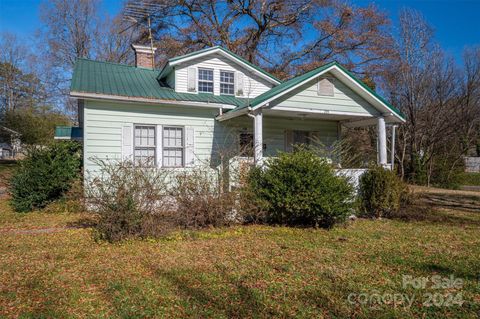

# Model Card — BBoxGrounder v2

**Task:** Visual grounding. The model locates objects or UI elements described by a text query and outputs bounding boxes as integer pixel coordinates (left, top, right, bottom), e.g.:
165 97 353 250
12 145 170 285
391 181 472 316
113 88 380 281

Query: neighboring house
63 44 405 185
464 157 480 173
0 143 13 159
0 126 21 159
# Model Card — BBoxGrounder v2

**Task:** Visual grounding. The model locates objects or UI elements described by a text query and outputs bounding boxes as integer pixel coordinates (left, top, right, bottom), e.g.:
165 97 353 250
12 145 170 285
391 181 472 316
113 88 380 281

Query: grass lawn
460 172 480 186
0 188 479 318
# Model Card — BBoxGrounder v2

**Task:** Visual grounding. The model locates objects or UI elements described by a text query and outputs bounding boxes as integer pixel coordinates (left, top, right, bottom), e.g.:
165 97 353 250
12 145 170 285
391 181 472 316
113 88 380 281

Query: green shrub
9 141 82 212
358 166 408 218
247 149 355 228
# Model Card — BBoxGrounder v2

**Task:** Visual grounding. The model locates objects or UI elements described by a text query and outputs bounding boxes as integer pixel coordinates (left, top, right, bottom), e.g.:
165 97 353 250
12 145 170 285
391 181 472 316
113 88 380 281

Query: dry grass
0 187 479 318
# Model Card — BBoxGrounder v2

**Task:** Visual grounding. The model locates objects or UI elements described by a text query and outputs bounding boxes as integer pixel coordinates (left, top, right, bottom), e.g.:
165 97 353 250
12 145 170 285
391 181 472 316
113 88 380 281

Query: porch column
253 109 263 165
377 116 387 167
391 125 396 170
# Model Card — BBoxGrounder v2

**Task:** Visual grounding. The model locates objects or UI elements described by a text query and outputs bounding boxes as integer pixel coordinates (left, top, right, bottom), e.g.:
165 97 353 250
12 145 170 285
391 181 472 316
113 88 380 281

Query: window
239 132 253 156
163 126 184 167
198 68 213 93
220 71 235 95
293 130 310 146
134 125 156 165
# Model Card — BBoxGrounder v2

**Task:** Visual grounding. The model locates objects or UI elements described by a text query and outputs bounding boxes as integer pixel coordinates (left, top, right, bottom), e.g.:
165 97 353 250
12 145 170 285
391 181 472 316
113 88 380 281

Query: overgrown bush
9 141 82 212
87 160 248 242
170 167 239 228
86 159 171 242
358 166 409 218
247 149 355 228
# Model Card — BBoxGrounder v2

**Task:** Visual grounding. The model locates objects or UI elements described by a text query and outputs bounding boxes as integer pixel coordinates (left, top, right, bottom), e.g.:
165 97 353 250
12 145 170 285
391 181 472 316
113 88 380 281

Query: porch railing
228 156 368 191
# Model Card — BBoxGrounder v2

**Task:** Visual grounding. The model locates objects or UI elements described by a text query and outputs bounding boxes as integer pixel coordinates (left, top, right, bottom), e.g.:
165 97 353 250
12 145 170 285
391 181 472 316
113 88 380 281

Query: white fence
334 169 368 190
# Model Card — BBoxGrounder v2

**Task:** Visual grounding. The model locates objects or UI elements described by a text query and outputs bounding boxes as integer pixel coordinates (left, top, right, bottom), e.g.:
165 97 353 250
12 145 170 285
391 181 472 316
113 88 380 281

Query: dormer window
220 70 235 95
198 68 214 93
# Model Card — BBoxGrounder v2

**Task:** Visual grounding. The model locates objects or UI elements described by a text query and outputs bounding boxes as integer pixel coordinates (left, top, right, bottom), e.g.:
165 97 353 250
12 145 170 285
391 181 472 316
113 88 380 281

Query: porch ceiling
262 108 372 122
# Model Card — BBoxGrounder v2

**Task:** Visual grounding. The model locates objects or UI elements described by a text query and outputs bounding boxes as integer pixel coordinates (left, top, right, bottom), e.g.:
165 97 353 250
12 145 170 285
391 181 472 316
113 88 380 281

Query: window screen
220 71 235 95
134 125 156 165
163 126 184 167
198 68 214 93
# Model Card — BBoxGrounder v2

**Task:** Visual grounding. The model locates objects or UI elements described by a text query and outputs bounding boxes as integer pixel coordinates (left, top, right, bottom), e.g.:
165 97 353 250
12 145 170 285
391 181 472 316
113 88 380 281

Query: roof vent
131 44 157 69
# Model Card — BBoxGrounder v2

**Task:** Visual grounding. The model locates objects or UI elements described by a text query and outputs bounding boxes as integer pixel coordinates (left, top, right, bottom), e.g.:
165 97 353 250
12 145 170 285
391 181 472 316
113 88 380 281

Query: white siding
173 53 274 98
272 72 380 116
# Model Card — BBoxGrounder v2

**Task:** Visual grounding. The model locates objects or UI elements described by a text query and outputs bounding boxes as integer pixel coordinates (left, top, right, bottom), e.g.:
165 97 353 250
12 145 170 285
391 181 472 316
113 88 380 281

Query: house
0 126 21 159
65 44 405 185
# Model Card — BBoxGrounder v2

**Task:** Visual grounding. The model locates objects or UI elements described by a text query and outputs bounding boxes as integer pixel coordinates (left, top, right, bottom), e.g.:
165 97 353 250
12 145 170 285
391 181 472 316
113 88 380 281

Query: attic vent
317 77 334 96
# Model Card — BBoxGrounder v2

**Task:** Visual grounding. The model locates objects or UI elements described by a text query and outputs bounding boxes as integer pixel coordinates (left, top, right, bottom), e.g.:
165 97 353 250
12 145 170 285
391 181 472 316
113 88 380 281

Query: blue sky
1 0 479 64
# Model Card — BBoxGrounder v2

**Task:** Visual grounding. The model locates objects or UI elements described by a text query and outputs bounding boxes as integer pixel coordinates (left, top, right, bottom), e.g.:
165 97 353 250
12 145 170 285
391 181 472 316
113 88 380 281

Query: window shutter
317 77 334 96
122 124 133 161
284 130 293 152
156 125 163 167
185 127 195 167
235 72 244 96
187 67 196 92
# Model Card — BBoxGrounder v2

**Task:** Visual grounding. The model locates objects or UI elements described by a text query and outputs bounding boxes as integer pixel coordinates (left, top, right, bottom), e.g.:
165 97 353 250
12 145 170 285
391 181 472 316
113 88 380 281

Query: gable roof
70 58 247 108
157 46 282 85
229 61 405 122
0 126 21 136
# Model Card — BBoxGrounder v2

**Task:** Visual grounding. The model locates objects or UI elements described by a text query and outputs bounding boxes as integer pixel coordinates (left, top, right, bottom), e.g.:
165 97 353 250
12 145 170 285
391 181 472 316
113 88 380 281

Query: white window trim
219 69 235 96
198 67 214 94
162 125 185 168
133 124 157 166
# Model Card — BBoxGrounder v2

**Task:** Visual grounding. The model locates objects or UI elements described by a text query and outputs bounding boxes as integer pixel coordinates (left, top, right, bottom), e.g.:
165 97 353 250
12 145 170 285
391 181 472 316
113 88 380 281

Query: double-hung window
198 68 214 93
134 125 156 165
220 71 235 95
163 126 184 167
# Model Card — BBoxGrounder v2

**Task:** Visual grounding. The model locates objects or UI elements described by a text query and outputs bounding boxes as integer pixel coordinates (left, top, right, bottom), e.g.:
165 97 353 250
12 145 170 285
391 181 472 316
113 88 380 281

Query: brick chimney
131 44 157 69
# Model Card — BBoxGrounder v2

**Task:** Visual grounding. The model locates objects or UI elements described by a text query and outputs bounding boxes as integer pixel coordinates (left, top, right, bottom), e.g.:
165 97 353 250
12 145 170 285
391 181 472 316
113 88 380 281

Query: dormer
157 46 281 99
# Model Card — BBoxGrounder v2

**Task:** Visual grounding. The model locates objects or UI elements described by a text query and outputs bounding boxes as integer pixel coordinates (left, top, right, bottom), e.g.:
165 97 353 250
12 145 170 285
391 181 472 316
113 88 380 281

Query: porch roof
225 61 405 123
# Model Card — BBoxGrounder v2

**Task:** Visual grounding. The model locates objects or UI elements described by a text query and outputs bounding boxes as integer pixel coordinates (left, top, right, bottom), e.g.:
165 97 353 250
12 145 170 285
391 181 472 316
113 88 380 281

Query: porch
219 109 399 169
216 62 404 173
222 110 398 190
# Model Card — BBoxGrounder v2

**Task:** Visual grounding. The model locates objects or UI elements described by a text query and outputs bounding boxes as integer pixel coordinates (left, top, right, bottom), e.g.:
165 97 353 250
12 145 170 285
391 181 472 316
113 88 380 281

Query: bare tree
128 0 394 79
37 0 138 116
381 9 480 186
0 33 45 112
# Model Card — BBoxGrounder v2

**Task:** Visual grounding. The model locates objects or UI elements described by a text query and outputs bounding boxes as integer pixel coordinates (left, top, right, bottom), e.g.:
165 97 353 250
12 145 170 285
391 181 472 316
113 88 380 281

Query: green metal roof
165 46 282 83
70 58 248 107
229 61 405 121
71 54 404 121
54 126 83 140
